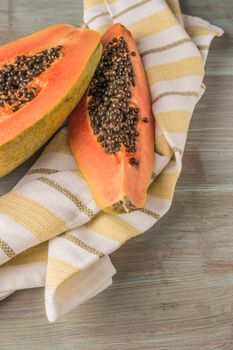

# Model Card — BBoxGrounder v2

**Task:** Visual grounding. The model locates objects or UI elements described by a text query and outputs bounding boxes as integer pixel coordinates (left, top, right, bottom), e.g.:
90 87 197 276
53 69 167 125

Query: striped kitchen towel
0 0 223 322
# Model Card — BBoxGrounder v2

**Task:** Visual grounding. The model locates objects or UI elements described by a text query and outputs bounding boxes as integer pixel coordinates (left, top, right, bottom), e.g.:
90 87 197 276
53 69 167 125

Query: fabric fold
45 255 116 322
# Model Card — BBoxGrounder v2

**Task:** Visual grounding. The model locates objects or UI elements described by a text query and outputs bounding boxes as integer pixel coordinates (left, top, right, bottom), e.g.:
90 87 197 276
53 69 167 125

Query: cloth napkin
0 0 223 322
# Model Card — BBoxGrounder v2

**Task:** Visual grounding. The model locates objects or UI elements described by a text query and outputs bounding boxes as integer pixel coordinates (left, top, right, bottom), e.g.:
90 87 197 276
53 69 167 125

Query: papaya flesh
69 24 155 213
0 24 102 177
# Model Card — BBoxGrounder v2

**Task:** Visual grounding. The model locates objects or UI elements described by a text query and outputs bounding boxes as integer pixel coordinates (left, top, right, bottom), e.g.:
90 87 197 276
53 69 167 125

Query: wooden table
0 1 232 349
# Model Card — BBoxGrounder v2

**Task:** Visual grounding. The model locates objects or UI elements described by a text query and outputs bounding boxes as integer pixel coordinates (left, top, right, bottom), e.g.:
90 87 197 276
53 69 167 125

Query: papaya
0 24 102 177
69 24 155 213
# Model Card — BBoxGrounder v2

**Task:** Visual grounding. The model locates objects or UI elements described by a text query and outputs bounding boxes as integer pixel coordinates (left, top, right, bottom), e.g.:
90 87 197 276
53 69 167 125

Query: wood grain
0 0 232 349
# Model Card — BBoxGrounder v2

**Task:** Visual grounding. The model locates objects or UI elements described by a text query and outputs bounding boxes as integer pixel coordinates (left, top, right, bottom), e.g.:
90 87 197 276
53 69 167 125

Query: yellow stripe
166 0 181 15
44 143 72 155
155 110 192 133
141 38 192 57
86 212 140 244
0 239 16 259
38 177 96 219
186 26 219 38
128 9 178 40
95 24 111 34
147 56 204 85
63 233 104 258
0 192 69 241
84 0 104 10
112 0 151 19
44 130 72 155
149 172 180 200
2 242 48 267
46 257 80 290
155 134 173 158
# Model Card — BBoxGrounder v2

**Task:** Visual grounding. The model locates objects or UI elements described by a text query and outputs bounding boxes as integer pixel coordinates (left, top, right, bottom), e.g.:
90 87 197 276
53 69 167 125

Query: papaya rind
0 42 103 177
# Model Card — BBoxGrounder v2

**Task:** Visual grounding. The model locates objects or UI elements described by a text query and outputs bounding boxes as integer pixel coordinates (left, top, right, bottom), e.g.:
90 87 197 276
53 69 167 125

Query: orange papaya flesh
0 24 102 177
69 24 155 213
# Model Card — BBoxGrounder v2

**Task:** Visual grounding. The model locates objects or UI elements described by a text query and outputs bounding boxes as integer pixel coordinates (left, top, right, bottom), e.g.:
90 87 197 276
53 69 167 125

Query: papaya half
69 24 155 213
0 24 102 177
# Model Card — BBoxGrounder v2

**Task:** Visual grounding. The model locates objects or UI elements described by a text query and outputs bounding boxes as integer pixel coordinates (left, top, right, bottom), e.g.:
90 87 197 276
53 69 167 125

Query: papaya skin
0 25 103 177
69 24 155 213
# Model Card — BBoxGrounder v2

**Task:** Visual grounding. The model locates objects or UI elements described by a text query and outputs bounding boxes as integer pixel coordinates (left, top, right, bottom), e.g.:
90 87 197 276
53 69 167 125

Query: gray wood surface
0 1 232 349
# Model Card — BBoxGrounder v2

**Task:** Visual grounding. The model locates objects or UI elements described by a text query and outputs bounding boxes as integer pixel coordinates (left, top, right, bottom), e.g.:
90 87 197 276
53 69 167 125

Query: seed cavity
0 45 63 113
88 36 140 156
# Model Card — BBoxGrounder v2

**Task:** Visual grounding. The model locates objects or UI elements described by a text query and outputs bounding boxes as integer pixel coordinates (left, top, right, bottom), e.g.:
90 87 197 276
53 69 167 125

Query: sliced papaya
69 24 155 213
0 24 102 177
